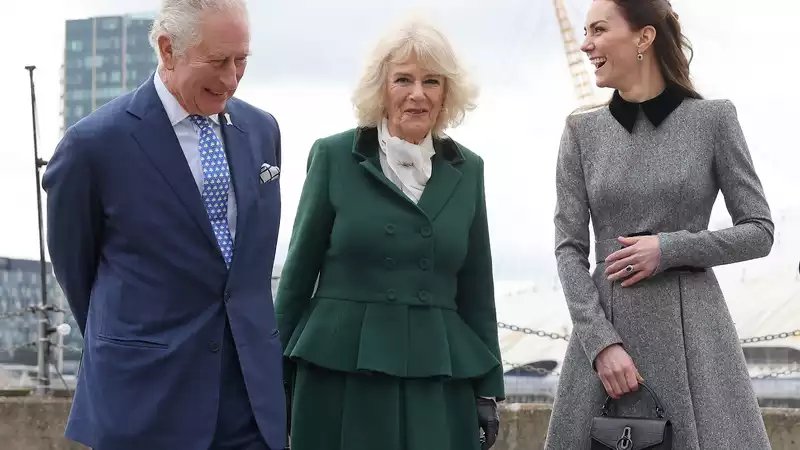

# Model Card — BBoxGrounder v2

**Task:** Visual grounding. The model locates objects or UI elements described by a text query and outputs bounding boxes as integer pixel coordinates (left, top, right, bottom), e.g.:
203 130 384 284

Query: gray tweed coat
545 90 774 450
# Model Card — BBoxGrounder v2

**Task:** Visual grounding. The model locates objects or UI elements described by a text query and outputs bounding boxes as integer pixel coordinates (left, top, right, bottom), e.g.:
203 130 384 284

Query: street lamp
25 65 51 395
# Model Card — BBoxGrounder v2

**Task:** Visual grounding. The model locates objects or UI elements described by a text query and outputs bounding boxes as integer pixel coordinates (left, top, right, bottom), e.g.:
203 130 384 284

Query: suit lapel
129 83 219 251
352 127 464 220
218 109 257 254
416 151 462 221
358 156 412 203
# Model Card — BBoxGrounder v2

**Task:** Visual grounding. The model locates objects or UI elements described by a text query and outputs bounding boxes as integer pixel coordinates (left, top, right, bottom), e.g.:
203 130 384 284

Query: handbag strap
600 381 665 418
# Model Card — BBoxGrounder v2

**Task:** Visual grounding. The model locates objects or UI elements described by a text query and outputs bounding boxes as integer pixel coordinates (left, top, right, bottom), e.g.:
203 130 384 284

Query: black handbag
589 382 672 450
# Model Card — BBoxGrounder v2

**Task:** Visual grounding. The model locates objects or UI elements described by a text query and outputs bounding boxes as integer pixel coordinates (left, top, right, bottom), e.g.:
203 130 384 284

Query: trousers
210 316 269 450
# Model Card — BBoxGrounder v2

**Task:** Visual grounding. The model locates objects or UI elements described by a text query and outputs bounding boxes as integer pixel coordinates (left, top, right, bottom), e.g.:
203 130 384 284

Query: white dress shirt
153 73 237 240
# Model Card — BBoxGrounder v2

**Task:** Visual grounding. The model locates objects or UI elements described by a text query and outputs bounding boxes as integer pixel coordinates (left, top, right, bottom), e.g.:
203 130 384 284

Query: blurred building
0 257 78 364
61 12 157 134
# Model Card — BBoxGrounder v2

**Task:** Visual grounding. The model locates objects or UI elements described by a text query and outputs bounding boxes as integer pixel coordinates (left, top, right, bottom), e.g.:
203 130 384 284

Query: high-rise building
61 13 157 134
0 257 78 366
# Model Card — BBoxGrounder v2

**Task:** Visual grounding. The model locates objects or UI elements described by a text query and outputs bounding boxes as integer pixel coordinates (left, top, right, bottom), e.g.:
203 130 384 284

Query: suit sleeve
656 100 774 271
554 118 623 368
41 127 103 336
455 156 505 400
274 139 335 368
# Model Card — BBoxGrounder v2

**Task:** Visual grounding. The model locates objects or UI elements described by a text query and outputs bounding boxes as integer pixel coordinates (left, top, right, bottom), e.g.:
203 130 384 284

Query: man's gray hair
149 0 248 63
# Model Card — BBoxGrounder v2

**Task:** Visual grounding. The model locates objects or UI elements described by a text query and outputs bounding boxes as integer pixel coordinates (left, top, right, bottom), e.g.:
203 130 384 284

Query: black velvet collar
608 84 686 133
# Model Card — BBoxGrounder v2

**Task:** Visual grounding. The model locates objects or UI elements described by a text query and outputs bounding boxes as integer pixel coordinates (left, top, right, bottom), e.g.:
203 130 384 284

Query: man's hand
477 397 499 449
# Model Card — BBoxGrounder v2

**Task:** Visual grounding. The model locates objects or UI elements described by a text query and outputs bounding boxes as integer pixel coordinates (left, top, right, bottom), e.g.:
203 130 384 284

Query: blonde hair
351 19 478 136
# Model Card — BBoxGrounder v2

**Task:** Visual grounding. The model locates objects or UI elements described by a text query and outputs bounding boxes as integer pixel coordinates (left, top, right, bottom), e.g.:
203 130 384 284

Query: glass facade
62 14 157 133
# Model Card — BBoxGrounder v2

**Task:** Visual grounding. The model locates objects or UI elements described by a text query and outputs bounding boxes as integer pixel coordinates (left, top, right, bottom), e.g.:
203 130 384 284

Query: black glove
477 397 499 450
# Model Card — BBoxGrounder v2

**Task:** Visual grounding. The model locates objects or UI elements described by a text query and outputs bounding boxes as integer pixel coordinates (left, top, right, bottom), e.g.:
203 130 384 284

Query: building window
69 40 83 52
101 19 118 30
96 38 121 50
110 71 121 83
85 55 103 68
74 105 84 117
66 58 84 69
66 90 90 101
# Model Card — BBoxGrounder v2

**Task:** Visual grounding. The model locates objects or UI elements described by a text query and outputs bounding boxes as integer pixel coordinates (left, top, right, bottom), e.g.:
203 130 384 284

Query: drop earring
637 52 643 61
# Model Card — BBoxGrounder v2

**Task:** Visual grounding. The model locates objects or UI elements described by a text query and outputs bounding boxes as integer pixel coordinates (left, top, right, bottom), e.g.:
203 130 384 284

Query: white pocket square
259 163 280 184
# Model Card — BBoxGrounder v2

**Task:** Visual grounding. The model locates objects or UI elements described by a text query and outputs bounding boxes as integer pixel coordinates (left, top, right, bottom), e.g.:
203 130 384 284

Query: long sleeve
41 127 103 336
455 156 505 400
274 138 335 357
656 100 774 271
554 118 622 367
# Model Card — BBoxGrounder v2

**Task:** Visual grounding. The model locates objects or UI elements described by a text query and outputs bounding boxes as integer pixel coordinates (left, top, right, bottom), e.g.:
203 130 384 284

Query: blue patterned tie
189 115 233 267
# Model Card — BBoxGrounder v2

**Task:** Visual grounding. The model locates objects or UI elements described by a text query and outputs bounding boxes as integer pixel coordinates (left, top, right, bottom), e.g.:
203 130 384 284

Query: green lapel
351 127 464 220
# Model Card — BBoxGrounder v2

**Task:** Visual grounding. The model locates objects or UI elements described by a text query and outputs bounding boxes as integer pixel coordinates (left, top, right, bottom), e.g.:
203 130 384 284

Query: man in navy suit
42 1 286 449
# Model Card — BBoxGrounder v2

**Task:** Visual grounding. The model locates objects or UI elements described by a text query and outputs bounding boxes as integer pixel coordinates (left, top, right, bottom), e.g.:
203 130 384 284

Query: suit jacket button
385 224 396 235
210 342 219 352
384 257 395 270
418 290 430 302
420 226 432 237
419 258 430 270
386 289 396 301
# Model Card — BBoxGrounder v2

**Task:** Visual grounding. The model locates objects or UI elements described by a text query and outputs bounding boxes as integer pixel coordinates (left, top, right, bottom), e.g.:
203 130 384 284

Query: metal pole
26 65 51 396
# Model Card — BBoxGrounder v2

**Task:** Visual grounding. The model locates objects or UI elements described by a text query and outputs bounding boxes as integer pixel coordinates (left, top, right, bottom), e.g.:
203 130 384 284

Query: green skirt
289 363 482 450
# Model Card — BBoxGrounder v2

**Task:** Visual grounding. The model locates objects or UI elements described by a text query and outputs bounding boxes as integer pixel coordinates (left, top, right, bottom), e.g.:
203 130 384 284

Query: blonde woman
274 19 504 450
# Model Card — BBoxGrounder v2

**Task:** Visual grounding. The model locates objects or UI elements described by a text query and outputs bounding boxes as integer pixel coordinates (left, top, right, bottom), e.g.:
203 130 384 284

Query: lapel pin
224 113 233 125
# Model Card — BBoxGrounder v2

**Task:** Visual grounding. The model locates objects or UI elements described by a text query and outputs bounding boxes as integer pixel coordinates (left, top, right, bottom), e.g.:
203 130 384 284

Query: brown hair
612 0 702 99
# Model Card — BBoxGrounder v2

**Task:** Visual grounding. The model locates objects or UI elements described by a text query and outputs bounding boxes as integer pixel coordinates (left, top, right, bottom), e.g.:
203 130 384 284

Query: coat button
210 342 219 352
418 290 430 302
384 257 395 270
386 289 397 301
385 224 396 235
420 226 432 237
419 258 430 270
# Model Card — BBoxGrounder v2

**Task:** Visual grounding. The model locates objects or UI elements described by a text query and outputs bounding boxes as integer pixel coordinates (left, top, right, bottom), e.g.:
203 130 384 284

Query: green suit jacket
275 126 505 399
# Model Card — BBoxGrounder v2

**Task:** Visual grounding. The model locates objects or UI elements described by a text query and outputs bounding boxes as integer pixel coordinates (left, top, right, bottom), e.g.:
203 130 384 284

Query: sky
1 0 798 289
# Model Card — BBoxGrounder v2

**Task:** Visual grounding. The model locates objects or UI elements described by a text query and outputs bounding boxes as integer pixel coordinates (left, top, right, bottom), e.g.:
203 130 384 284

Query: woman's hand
477 397 499 449
595 344 644 399
604 235 661 287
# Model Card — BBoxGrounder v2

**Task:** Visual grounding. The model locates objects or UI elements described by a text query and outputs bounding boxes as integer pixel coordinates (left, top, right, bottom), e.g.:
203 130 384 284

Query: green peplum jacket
274 126 505 401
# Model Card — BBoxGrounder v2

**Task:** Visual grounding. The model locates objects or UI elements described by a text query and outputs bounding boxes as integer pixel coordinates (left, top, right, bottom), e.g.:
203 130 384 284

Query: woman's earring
637 52 643 61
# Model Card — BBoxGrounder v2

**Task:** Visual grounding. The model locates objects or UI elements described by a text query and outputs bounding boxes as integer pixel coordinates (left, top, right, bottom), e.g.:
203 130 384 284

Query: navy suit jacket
42 75 286 450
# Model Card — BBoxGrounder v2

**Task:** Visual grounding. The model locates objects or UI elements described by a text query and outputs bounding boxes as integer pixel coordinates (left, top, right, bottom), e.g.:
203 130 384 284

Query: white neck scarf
377 118 435 203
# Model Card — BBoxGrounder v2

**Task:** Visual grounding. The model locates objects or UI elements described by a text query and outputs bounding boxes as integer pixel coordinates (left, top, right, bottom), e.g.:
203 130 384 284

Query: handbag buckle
616 426 633 450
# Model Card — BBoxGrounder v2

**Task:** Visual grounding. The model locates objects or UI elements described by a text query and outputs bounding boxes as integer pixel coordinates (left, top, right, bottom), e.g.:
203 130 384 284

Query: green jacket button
386 289 397 301
420 226 432 237
418 290 430 302
419 258 430 270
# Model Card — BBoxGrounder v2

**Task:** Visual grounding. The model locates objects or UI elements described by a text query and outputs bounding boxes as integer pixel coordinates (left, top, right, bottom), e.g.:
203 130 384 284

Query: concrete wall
1 396 798 449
